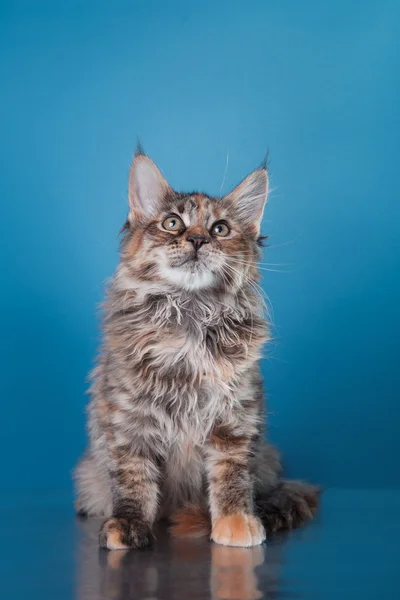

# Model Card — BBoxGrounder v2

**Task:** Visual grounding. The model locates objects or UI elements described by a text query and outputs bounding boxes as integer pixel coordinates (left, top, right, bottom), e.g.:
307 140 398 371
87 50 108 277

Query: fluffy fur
74 149 320 549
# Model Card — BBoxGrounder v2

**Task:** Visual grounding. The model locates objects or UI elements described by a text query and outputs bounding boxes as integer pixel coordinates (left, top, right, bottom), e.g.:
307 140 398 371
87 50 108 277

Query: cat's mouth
170 252 207 269
163 252 215 290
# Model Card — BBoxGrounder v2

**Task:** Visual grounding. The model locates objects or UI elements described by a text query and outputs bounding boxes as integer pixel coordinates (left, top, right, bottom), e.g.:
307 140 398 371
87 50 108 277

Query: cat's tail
256 479 321 534
170 504 211 538
170 480 321 539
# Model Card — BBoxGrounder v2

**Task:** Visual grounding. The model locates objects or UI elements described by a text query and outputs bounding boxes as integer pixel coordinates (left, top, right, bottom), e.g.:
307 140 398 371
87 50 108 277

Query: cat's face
121 153 268 292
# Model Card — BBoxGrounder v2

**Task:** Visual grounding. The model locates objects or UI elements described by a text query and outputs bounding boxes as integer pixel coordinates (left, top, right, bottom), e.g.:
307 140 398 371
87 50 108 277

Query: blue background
1 0 399 492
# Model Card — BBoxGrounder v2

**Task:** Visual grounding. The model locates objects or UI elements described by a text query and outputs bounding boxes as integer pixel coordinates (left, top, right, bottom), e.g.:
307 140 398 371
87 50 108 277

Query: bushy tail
257 480 321 535
170 504 211 538
170 480 321 539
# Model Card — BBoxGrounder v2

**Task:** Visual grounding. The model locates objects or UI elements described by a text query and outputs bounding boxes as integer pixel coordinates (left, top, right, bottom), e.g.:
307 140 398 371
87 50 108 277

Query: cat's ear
224 168 268 234
128 150 171 222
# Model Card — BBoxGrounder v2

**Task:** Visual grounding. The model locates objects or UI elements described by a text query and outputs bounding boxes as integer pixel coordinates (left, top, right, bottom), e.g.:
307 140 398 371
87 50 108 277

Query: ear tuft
259 149 270 172
128 154 171 222
135 138 145 157
224 167 268 233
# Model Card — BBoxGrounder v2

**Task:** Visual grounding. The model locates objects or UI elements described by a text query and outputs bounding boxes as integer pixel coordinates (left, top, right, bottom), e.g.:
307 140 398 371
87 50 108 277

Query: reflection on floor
77 518 277 600
1 489 399 599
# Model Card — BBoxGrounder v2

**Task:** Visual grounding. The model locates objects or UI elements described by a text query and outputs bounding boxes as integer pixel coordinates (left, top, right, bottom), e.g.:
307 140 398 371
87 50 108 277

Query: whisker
219 262 274 323
220 151 229 192
227 257 294 267
266 231 304 250
226 256 295 274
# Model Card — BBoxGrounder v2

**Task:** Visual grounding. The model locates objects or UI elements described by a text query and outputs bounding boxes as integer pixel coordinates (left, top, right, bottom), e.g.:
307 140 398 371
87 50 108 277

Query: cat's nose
187 234 210 252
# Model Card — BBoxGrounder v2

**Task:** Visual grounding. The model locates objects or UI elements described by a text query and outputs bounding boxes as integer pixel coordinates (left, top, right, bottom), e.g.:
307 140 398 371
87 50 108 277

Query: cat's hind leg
74 454 113 518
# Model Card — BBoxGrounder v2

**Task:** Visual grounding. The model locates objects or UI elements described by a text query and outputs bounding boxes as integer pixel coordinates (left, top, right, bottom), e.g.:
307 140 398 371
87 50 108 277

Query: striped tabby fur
74 149 319 549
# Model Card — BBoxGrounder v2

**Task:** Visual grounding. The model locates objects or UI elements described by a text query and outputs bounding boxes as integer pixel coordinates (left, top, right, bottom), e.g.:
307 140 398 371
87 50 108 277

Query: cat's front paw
211 514 266 547
99 516 152 550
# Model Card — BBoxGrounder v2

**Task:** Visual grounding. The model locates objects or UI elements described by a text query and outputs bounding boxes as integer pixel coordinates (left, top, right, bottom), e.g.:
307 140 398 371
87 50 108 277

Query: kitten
74 149 320 549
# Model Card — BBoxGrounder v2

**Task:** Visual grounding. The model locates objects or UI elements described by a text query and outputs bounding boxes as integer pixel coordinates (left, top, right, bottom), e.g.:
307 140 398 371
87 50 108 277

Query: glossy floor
1 489 399 599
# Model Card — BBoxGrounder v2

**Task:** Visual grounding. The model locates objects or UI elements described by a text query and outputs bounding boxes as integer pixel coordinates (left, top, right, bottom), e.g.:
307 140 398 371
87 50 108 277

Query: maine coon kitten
74 149 320 549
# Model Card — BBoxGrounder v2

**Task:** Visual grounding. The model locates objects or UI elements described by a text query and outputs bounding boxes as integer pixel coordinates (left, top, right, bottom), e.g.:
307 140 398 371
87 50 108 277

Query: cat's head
120 150 268 292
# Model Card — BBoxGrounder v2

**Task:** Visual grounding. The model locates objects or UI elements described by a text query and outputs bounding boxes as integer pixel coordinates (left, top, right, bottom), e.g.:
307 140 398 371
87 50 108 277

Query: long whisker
226 256 295 274
265 232 303 250
220 151 229 192
227 253 300 272
227 257 294 267
219 262 274 322
217 264 255 357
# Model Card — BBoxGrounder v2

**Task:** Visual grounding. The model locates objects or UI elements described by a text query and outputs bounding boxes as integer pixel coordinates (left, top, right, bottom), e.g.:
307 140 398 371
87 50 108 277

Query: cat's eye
211 221 230 237
162 215 185 232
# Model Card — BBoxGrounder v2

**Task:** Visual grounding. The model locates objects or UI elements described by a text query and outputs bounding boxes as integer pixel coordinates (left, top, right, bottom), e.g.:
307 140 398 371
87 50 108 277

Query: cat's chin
162 265 215 291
